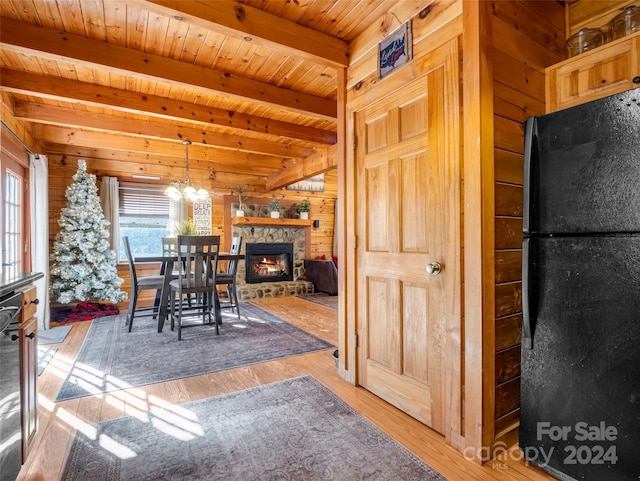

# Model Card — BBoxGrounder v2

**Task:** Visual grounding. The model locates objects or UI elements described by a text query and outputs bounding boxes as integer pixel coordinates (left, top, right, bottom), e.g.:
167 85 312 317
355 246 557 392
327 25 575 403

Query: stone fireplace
230 210 313 300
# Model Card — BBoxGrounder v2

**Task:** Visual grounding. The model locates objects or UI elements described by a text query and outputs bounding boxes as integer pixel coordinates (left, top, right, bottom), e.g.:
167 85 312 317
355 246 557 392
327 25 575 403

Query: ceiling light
165 140 210 202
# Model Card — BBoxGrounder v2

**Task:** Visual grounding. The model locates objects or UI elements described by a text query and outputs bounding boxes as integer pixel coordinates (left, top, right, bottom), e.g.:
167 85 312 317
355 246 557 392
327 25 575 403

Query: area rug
37 346 58 376
55 304 334 402
297 293 339 310
60 375 447 481
38 325 72 345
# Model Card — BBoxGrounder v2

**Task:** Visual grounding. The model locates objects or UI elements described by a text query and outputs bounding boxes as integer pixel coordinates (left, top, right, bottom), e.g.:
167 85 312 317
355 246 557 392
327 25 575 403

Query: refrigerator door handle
522 237 533 349
523 117 536 235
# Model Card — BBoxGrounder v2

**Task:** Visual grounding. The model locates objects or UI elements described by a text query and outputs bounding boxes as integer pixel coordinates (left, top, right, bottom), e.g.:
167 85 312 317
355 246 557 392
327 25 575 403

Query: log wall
488 0 565 448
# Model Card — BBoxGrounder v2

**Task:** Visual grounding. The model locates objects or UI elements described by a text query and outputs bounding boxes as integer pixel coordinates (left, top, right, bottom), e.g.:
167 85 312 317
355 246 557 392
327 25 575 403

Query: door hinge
353 136 357 151
354 235 358 249
354 334 359 348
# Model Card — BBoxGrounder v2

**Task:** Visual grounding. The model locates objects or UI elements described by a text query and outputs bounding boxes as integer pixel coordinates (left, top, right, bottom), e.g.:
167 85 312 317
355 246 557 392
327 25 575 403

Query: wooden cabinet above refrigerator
546 30 640 113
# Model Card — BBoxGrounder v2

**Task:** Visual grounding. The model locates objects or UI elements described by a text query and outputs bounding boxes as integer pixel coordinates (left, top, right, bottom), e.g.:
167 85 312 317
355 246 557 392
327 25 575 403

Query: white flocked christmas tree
50 160 127 305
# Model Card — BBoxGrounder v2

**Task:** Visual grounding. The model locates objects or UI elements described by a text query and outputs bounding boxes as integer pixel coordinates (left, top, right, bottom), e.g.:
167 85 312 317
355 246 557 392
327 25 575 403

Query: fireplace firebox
245 243 294 283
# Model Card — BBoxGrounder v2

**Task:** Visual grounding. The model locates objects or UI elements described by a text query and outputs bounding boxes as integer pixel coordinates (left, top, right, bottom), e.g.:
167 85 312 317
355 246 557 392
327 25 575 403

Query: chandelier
164 140 210 201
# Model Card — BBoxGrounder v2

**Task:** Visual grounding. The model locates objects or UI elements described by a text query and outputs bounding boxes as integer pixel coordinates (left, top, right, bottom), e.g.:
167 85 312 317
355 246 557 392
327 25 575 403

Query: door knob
426 262 442 275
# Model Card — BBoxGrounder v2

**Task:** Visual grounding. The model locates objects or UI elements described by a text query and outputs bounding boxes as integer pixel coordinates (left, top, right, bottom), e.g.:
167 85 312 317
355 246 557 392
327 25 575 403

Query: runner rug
55 304 334 402
60 376 447 481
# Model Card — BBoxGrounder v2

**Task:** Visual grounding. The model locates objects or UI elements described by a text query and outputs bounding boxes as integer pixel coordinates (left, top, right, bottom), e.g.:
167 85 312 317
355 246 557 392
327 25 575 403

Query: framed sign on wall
378 22 413 79
193 198 212 235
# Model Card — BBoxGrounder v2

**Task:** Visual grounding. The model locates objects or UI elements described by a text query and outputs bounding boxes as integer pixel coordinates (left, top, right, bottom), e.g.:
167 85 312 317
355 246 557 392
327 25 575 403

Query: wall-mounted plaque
378 22 413 79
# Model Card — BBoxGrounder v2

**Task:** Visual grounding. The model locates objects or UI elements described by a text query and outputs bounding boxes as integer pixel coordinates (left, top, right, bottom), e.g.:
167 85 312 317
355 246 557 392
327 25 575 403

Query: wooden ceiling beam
35 124 287 171
13 101 315 159
0 68 337 145
45 149 276 178
266 145 338 191
0 16 336 120
136 0 350 68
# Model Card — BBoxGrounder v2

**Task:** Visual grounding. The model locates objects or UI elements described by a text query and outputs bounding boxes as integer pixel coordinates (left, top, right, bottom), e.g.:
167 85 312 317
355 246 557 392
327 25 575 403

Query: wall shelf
231 216 311 228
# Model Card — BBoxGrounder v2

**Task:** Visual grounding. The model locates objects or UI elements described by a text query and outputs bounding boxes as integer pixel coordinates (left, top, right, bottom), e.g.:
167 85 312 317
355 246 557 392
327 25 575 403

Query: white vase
299 212 309 220
270 211 280 218
236 210 245 217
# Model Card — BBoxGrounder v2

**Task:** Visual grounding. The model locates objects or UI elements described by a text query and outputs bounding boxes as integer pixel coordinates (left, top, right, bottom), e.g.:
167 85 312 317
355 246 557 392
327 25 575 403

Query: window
118 185 172 260
3 169 23 276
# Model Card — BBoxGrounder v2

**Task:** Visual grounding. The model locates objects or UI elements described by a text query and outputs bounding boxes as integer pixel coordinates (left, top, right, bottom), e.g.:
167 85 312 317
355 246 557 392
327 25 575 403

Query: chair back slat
162 237 178 255
177 235 220 290
122 236 137 285
226 236 243 275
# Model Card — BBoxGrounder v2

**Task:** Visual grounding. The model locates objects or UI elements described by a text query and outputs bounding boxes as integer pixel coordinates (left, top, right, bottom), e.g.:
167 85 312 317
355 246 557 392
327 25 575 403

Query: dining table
134 252 245 333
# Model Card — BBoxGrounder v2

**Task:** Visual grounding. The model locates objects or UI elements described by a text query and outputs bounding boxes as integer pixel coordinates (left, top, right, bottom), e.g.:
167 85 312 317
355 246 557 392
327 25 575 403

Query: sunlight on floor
38 376 206 460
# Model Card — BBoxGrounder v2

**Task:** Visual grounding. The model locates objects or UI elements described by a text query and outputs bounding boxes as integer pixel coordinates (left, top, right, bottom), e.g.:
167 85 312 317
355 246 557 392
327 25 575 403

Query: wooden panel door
355 42 459 433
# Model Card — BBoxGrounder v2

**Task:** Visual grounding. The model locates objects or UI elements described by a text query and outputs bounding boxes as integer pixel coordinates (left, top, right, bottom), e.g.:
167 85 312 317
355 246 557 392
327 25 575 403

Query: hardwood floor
21 297 554 481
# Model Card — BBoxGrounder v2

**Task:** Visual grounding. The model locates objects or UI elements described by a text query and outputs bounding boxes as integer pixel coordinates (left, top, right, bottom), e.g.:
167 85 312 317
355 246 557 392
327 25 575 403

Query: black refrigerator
520 89 640 481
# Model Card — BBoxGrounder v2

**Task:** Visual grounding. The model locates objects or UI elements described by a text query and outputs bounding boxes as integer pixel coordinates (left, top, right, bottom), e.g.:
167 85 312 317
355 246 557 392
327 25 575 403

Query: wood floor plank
18 297 554 481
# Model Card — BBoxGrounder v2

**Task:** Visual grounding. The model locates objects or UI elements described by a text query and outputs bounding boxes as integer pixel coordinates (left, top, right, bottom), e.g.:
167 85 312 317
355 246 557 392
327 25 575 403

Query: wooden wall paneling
495 313 522 352
491 16 563 69
490 0 564 58
489 1 564 448
494 183 522 216
494 149 523 185
494 409 520 440
495 250 521 284
493 83 545 124
492 49 546 101
495 217 522 250
495 281 522 319
495 345 521 385
493 116 524 154
494 377 520 420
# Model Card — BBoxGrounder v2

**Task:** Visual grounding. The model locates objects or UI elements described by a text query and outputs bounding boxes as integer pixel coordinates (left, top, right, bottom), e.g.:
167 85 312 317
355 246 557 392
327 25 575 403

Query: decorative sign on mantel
193 198 212 235
378 22 413 79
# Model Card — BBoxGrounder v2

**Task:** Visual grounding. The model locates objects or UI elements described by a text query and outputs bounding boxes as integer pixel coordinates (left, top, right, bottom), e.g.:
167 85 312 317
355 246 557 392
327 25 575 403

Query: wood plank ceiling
0 0 395 189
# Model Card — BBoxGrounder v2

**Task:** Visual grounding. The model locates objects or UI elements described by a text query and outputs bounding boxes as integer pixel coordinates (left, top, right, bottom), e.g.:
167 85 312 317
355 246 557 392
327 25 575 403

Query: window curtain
29 154 50 330
169 198 187 235
100 176 120 251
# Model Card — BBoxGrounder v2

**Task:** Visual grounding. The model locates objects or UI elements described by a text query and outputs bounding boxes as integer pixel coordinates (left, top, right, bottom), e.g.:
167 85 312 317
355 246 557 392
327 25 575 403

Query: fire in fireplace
245 242 294 283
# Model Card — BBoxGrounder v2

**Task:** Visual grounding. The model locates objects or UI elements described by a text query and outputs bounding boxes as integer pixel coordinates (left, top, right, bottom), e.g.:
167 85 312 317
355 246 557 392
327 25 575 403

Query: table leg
214 289 222 325
157 260 174 332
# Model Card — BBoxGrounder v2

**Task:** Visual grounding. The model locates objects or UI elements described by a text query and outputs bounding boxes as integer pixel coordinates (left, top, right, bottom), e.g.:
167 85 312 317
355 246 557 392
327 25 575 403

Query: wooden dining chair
161 237 178 255
123 236 165 332
169 235 220 340
216 236 243 319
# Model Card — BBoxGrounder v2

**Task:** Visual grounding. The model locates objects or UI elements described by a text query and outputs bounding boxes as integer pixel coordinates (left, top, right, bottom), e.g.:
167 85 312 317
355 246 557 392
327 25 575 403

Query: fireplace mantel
231 216 311 228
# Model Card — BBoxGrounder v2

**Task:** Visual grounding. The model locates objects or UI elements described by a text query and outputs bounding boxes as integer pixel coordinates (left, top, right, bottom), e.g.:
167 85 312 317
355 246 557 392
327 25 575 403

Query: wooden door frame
342 37 463 448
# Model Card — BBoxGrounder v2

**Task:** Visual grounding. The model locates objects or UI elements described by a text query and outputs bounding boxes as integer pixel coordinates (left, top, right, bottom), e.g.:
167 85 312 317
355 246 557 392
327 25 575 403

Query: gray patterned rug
60 375 447 481
297 293 339 310
55 304 334 402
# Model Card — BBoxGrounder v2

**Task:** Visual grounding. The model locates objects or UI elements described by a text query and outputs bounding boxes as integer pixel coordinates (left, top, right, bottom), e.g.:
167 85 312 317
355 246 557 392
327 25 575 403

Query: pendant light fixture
164 140 210 201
